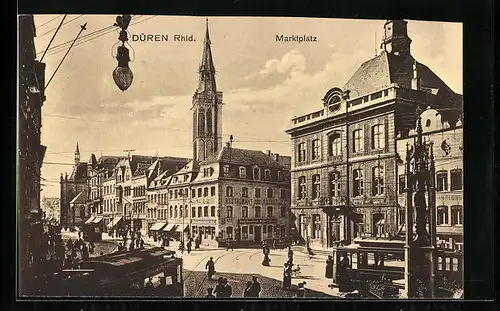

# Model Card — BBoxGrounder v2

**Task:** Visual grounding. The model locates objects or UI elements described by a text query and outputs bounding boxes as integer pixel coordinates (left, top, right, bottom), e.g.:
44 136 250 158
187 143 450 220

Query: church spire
197 18 216 94
75 142 80 165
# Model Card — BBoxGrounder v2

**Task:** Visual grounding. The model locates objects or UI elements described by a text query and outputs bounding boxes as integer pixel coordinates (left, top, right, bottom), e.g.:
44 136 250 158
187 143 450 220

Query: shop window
226 227 233 239
242 226 248 239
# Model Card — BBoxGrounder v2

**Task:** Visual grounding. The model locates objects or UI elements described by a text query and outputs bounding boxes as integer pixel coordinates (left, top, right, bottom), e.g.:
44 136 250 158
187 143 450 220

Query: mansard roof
200 146 291 170
343 51 458 101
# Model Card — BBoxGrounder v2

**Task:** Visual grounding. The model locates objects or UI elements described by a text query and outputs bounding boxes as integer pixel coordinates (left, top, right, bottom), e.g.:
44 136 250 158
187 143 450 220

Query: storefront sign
238 218 277 225
192 219 217 225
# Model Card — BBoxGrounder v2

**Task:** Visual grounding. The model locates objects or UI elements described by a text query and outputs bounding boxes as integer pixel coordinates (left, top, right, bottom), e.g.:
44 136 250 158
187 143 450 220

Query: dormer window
239 167 247 178
264 169 271 180
223 165 230 177
277 171 282 181
184 174 189 182
253 167 261 180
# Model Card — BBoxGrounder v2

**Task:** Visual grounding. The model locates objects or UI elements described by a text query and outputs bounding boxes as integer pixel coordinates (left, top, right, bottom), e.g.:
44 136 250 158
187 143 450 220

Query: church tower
192 19 223 162
74 142 80 165
382 20 412 56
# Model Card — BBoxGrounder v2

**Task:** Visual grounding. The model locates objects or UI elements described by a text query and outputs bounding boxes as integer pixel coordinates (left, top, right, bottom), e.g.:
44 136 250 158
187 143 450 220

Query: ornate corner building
286 20 463 249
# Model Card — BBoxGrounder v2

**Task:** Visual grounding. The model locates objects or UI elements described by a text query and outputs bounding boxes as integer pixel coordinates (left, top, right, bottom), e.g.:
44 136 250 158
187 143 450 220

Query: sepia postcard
18 14 464 300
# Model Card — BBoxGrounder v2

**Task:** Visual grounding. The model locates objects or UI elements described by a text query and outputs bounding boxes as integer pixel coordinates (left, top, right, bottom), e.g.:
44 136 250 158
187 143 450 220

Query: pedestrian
187 239 192 254
282 263 292 290
214 278 224 298
296 282 307 298
117 242 124 252
82 244 89 260
222 278 232 298
66 238 73 251
226 238 233 251
179 241 185 254
325 255 334 279
140 238 145 249
250 276 261 298
129 240 135 251
262 250 271 266
205 287 215 298
338 255 351 292
205 257 215 280
89 241 95 255
243 281 253 297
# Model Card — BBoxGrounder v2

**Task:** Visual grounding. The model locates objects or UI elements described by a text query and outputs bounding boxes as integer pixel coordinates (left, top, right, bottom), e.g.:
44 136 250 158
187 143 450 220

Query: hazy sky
31 15 462 197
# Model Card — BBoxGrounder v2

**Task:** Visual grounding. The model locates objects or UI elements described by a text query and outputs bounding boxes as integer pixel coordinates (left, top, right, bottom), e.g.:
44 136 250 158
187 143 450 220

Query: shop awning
150 222 167 231
107 216 123 228
162 224 176 232
92 216 104 224
175 224 189 232
85 216 96 224
376 219 385 226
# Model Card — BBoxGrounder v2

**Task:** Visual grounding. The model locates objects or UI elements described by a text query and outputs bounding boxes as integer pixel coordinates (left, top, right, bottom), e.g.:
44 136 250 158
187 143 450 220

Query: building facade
59 144 89 228
18 14 47 293
286 20 463 249
397 108 463 251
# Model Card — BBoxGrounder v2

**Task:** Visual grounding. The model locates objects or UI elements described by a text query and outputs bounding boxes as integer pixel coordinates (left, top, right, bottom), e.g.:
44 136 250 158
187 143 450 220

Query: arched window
226 186 233 197
328 131 341 156
451 205 463 225
437 206 448 225
206 108 212 135
198 140 205 161
174 206 178 218
198 108 205 135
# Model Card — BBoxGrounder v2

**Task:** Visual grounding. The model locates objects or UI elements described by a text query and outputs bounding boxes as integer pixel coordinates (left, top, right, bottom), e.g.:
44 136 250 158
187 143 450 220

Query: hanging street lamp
112 15 134 91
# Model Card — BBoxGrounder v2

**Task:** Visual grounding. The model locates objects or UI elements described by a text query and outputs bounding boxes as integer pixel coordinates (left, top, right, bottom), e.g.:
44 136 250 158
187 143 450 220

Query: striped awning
175 224 189 232
92 216 104 224
85 216 96 224
150 222 167 231
107 216 123 228
162 224 176 232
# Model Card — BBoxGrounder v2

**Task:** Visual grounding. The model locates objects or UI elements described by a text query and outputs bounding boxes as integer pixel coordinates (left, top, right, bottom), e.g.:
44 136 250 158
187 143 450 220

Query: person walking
262 248 271 266
186 239 192 254
250 276 261 298
82 244 89 260
325 255 334 279
243 281 253 297
282 263 292 290
205 287 215 298
214 277 224 298
226 238 233 251
222 278 232 298
205 257 215 280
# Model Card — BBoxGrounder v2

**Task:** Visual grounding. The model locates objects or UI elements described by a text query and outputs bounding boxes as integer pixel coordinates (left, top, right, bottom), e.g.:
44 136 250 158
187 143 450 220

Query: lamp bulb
113 66 133 91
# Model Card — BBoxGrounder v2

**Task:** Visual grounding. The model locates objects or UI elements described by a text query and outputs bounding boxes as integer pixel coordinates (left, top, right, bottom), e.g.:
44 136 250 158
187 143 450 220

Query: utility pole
344 92 351 244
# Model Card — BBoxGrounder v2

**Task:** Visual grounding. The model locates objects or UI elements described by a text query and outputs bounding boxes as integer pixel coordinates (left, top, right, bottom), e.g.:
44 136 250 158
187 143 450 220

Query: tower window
198 108 205 135
206 108 212 135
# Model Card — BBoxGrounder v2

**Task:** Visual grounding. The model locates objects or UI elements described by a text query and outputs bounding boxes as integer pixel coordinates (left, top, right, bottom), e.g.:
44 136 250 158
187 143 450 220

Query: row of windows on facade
399 205 463 226
398 169 463 194
297 124 386 162
222 165 284 181
152 205 288 220
297 167 385 200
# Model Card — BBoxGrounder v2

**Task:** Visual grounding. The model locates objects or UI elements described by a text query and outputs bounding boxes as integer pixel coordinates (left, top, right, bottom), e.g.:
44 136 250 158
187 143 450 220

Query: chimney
267 150 271 156
274 153 279 162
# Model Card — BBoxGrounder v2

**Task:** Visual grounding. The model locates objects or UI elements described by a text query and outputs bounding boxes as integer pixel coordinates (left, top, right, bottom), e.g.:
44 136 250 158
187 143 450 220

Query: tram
46 247 184 297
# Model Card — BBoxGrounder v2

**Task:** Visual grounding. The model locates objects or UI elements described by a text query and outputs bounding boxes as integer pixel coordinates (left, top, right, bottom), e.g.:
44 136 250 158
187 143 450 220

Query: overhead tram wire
37 15 83 38
36 15 63 28
40 15 157 57
40 14 68 62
